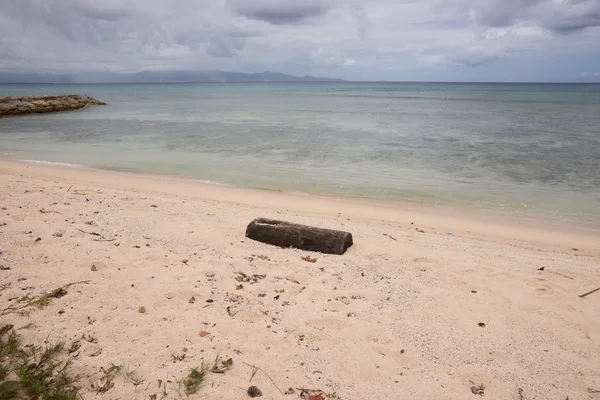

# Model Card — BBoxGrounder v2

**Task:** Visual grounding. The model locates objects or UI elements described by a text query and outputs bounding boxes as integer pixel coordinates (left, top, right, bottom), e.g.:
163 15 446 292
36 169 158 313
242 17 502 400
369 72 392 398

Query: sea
1 82 599 225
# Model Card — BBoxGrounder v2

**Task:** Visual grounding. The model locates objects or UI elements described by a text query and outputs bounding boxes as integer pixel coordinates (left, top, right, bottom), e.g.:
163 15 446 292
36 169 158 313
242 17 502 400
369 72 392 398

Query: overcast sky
1 0 599 81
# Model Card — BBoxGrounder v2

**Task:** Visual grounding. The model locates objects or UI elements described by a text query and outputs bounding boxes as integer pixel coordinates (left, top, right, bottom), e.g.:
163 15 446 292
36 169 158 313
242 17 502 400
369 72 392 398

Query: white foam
21 159 88 169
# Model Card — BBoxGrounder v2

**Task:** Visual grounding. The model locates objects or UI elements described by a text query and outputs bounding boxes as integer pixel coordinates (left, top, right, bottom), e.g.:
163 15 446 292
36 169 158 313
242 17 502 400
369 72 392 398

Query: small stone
189 296 196 304
91 265 98 272
247 386 262 397
478 322 486 328
199 331 210 337
236 284 244 290
138 306 146 314
182 259 189 264
35 237 42 242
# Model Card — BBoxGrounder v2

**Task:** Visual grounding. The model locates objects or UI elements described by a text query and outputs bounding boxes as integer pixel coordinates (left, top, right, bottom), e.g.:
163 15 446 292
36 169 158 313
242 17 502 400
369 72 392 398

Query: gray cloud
439 0 600 34
228 0 330 24
0 0 599 80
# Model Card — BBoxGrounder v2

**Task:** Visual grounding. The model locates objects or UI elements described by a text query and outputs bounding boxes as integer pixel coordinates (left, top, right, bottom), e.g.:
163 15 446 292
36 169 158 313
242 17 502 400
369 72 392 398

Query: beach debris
150 204 158 208
235 272 266 283
89 348 102 357
572 248 579 251
68 340 81 354
91 265 98 272
39 208 60 214
246 218 353 255
578 287 600 298
78 228 101 237
236 284 244 290
383 233 397 241
243 361 283 395
50 287 68 298
537 267 545 271
471 290 478 293
138 306 146 313
247 386 262 397
298 389 328 400
92 364 121 393
415 228 425 233
518 388 524 400
0 265 11 271
35 237 42 242
189 296 196 304
182 259 189 264
199 331 210 337
285 388 295 395
85 220 95 225
212 356 233 373
478 322 486 328
53 231 64 237
302 255 317 263
470 383 485 395
0 324 13 335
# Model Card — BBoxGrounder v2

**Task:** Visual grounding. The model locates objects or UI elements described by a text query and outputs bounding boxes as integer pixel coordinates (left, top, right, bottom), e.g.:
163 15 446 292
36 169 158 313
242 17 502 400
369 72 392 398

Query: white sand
1 160 599 400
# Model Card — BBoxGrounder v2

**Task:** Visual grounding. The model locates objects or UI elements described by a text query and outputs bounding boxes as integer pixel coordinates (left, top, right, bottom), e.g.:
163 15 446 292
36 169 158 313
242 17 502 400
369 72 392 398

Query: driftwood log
245 218 353 255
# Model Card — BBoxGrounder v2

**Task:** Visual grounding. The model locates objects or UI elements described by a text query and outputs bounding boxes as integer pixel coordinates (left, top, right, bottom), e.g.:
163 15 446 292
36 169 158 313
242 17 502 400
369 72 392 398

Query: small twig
92 238 117 242
579 287 600 298
242 361 283 395
67 185 73 192
383 233 397 241
77 229 102 237
39 208 61 214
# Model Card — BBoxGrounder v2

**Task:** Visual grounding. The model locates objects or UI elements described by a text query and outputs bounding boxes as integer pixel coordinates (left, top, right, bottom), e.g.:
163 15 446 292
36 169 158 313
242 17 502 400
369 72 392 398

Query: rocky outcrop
0 95 105 117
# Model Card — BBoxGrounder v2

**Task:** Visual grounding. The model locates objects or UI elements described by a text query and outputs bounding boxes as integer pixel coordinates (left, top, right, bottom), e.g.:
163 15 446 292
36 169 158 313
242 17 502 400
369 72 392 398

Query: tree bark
245 218 353 255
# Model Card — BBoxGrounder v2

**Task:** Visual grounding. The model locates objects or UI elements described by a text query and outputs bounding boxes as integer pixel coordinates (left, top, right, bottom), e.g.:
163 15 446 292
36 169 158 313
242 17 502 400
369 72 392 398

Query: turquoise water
1 83 599 224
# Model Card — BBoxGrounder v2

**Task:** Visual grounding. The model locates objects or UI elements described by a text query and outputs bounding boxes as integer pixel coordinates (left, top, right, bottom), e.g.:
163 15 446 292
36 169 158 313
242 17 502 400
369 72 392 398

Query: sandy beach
1 159 599 400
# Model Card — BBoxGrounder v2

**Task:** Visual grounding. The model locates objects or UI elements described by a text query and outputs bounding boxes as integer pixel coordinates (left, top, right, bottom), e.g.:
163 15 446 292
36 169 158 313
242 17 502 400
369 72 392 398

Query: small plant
124 366 145 387
184 364 209 395
0 326 80 399
1 281 89 317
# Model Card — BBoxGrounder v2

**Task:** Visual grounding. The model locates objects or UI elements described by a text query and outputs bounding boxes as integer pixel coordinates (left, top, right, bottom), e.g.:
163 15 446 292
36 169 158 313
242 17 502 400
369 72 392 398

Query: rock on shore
0 94 105 117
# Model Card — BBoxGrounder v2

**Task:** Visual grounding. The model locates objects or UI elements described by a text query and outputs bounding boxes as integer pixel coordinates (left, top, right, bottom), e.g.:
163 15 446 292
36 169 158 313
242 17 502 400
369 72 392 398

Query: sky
0 0 599 81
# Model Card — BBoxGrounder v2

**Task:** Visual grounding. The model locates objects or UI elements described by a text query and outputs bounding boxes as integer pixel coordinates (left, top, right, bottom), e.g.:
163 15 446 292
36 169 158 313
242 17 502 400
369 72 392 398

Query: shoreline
2 159 599 250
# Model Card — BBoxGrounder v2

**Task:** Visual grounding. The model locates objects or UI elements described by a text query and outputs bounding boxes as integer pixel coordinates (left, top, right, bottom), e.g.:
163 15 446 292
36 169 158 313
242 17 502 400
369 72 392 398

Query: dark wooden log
245 218 353 255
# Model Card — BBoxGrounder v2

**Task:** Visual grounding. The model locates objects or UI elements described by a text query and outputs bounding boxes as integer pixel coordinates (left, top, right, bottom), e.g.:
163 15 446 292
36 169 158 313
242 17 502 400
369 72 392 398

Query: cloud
0 0 599 81
228 0 331 24
437 0 600 34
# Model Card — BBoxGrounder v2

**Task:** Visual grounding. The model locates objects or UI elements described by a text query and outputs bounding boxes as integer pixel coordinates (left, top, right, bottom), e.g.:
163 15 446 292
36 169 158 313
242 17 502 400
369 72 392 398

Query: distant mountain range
0 70 344 84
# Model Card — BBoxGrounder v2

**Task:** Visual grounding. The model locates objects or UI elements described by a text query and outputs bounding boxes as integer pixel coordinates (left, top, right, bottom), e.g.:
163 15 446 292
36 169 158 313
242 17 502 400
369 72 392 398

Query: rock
247 386 262 397
0 95 105 117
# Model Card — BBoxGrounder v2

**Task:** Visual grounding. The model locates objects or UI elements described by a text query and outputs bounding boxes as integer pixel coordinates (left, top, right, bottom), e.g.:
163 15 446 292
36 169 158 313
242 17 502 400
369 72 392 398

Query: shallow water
1 82 599 224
